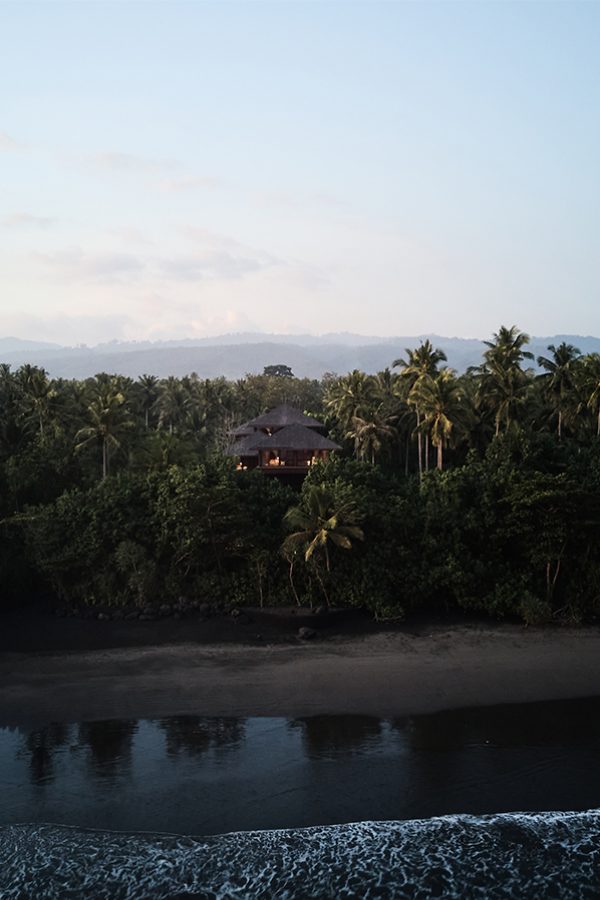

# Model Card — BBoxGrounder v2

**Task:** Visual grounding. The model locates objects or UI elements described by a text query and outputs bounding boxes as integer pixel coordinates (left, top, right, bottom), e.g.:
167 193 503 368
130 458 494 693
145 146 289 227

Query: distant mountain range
1 333 599 380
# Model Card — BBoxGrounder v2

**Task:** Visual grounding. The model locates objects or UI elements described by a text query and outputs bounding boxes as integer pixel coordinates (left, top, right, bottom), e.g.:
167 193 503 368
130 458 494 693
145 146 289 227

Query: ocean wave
1 811 599 898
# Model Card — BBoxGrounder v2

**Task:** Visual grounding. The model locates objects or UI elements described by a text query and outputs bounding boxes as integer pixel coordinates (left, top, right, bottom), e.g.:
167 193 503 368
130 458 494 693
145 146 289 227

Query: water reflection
77 720 137 779
158 716 245 758
23 723 70 786
3 698 600 834
290 715 382 757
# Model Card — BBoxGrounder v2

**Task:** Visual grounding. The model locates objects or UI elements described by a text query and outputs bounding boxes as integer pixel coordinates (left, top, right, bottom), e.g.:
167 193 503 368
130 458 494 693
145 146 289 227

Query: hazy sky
2 0 600 345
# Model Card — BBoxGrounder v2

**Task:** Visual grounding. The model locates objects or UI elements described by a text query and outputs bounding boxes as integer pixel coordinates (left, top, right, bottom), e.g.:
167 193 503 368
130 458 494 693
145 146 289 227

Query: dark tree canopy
2 325 600 626
263 364 295 378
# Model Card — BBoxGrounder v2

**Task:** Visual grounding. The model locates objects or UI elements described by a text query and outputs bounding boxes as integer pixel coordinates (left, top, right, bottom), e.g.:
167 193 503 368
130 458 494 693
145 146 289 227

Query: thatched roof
246 404 325 430
247 423 341 452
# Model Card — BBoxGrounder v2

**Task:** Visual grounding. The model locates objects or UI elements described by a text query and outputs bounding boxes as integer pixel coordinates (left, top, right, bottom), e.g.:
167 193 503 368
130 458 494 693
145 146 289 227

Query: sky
1 0 600 346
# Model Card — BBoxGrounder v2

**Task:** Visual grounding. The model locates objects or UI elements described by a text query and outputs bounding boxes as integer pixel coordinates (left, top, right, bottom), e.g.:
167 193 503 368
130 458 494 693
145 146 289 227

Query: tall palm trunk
425 433 430 472
416 409 423 479
102 438 109 479
315 566 330 607
558 408 562 439
288 558 301 606
437 441 443 471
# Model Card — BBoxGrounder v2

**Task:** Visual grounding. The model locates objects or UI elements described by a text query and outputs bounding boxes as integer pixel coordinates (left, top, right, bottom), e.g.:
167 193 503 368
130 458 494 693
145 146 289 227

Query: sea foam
1 811 599 898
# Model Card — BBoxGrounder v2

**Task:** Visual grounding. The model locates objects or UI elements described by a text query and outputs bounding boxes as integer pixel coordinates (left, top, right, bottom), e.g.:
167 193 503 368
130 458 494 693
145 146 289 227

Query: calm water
2 697 600 833
2 698 600 896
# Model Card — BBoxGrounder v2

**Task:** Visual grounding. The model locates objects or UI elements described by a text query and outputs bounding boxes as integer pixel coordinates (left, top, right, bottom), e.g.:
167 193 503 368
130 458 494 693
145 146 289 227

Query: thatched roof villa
227 403 341 477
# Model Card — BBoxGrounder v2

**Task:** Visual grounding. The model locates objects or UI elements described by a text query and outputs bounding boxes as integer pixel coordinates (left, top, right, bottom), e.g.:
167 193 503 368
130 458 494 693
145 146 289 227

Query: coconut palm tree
324 370 379 431
136 374 160 431
536 343 581 438
409 368 463 471
374 367 400 399
131 431 196 472
75 380 133 478
0 365 29 458
346 411 396 464
393 340 447 476
580 353 600 437
475 326 534 437
16 365 56 440
156 376 191 435
282 484 364 605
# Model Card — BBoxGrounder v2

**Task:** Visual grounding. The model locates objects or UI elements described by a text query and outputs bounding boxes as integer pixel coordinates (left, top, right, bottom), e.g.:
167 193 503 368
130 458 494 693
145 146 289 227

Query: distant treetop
263 364 294 378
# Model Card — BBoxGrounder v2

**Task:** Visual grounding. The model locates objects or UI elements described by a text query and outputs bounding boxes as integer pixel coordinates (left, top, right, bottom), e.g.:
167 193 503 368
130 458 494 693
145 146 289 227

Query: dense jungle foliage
2 325 600 624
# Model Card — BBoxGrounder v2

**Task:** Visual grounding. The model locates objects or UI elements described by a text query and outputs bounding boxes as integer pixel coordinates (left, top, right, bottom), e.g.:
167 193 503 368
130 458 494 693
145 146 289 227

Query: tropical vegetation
2 325 600 625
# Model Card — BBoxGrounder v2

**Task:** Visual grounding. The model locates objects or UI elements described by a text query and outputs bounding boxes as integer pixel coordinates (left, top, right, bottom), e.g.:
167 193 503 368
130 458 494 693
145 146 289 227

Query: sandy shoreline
2 625 600 727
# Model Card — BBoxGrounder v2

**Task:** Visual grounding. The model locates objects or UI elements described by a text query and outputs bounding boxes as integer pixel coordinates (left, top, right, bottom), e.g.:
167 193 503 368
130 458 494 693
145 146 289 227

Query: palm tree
282 484 364 605
536 343 581 439
393 340 447 476
324 370 379 430
136 374 160 430
132 431 196 472
580 353 600 437
374 367 400 398
475 326 534 437
346 411 396 464
156 377 191 434
16 365 56 440
409 369 463 471
75 380 133 478
0 365 29 458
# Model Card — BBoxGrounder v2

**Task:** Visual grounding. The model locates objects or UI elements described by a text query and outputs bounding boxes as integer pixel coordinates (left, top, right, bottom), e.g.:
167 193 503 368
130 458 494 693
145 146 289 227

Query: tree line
1 325 600 625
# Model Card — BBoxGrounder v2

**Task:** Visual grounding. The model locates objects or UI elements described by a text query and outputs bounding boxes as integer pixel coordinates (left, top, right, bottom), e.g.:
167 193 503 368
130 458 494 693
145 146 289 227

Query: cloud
188 308 260 336
0 311 135 346
106 226 156 246
168 227 283 281
85 153 222 190
281 260 331 291
136 304 261 340
35 248 146 284
160 252 268 282
159 175 224 192
32 234 280 287
178 225 281 261
89 152 179 174
3 212 55 229
177 225 255 253
177 225 329 288
0 131 22 151
252 189 348 211
253 190 301 210
312 192 348 209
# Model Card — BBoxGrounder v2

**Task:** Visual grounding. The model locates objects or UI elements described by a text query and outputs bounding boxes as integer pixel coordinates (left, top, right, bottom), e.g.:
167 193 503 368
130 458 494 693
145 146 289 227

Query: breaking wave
1 811 599 898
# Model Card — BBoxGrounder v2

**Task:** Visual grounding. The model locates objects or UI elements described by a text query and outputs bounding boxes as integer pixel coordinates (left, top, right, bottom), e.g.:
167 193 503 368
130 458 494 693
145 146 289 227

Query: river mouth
3 696 600 835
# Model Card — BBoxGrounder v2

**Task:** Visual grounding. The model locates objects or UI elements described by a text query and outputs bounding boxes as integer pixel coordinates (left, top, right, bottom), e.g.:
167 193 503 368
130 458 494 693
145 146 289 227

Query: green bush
519 593 553 626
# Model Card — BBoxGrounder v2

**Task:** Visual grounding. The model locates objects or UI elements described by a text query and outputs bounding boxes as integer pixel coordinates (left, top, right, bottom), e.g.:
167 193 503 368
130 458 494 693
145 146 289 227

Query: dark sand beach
3 611 600 898
2 608 600 727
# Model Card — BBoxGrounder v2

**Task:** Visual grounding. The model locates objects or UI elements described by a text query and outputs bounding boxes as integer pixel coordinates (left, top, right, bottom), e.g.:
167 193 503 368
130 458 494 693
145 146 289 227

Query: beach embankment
1 624 600 727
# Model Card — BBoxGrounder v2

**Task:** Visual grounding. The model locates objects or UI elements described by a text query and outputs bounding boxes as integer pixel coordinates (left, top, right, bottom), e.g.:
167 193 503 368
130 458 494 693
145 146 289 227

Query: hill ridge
2 332 599 380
